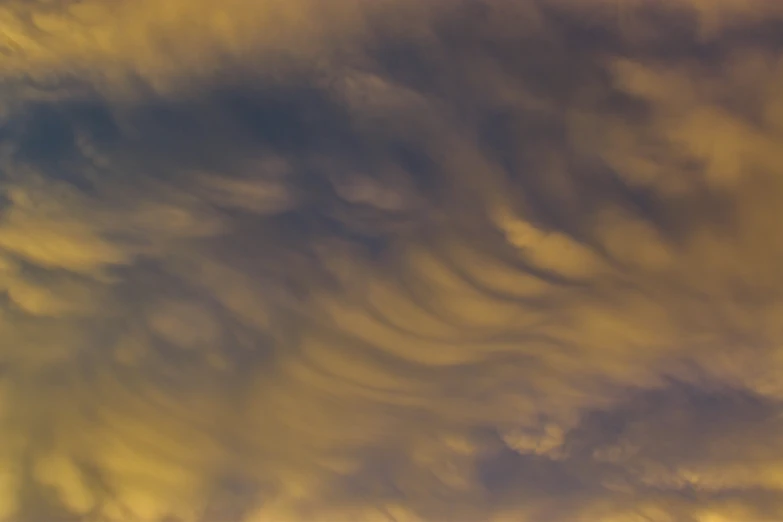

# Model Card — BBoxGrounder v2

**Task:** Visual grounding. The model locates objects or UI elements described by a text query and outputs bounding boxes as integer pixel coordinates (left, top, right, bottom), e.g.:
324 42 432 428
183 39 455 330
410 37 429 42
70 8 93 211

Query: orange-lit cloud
0 1 782 521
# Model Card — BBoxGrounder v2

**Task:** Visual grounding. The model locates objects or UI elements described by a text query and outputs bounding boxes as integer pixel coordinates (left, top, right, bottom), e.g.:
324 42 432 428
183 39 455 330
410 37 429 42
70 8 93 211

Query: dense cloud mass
0 0 783 520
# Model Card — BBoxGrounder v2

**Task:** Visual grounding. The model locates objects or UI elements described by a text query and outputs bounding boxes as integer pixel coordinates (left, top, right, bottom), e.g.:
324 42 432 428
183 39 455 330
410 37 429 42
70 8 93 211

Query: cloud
0 0 782 521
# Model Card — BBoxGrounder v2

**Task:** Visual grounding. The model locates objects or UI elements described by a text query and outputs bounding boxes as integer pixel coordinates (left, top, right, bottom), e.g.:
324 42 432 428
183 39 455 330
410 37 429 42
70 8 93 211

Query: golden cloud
0 1 781 521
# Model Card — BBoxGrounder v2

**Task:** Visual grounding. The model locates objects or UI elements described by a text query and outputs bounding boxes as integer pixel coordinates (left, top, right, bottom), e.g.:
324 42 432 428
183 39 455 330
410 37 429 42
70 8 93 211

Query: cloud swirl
0 1 782 521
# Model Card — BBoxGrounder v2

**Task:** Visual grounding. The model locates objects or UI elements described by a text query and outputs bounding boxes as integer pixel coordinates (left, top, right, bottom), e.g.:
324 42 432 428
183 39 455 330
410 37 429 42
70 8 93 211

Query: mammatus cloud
0 0 782 520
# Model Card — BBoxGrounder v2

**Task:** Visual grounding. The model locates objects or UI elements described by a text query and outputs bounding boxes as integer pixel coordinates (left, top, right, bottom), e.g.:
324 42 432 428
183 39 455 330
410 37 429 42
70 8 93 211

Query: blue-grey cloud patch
0 1 782 521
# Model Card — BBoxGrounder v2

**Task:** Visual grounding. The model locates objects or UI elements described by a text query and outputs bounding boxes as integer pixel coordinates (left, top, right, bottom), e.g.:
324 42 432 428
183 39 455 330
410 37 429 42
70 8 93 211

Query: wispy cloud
0 1 781 521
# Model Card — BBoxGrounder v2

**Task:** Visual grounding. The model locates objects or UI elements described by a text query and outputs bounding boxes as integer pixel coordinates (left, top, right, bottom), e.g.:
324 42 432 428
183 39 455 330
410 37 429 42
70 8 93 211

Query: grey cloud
0 1 782 521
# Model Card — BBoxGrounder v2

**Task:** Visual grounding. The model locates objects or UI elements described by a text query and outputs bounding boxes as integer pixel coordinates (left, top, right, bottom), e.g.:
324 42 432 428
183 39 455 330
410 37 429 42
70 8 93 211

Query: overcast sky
0 1 783 521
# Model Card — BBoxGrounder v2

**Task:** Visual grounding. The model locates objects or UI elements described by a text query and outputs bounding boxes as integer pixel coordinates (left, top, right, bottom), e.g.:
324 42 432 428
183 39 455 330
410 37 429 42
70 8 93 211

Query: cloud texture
0 0 783 520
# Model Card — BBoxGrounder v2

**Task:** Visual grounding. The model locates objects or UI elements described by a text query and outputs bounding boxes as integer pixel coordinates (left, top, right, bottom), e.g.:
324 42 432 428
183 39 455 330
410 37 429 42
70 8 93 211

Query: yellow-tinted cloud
0 1 782 521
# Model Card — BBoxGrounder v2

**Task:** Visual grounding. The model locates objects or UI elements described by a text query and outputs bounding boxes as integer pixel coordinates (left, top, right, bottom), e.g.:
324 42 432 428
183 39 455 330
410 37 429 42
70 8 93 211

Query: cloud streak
0 0 782 521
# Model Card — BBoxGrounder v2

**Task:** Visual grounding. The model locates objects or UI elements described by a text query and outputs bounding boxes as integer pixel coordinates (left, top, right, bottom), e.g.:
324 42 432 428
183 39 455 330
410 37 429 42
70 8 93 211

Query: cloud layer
0 0 782 520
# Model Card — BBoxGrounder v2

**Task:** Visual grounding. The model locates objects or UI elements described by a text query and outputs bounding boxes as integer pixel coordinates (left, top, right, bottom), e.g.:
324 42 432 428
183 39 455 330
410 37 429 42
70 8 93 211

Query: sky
0 0 783 521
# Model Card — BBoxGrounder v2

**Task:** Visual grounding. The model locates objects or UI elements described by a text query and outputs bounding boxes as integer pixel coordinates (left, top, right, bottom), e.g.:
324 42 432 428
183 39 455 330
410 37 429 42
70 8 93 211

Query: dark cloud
0 0 782 521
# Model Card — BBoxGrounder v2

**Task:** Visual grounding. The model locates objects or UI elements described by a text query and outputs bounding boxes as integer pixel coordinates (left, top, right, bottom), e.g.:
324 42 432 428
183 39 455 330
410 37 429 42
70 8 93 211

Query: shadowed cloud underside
0 0 782 521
